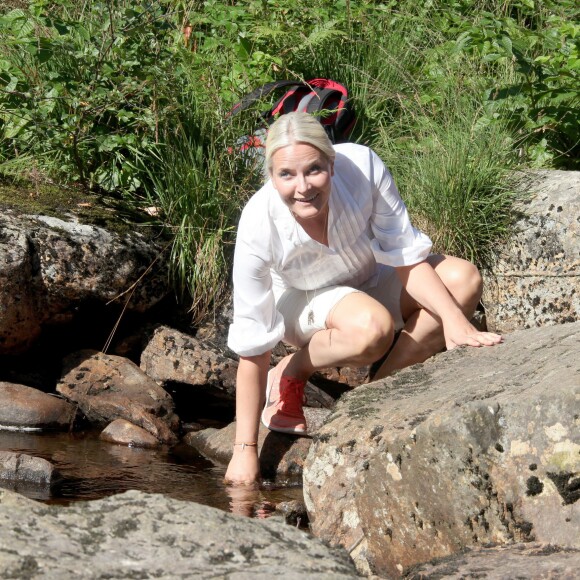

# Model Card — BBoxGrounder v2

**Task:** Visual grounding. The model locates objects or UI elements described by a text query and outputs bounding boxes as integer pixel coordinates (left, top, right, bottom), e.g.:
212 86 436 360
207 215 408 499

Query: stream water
0 429 304 518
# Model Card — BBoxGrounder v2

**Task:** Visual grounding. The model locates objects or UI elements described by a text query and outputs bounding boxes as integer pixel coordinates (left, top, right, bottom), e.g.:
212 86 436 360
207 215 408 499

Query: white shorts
276 263 404 348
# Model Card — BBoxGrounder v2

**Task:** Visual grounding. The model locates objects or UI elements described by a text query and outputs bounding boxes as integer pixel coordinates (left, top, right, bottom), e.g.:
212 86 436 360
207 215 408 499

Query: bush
0 0 576 320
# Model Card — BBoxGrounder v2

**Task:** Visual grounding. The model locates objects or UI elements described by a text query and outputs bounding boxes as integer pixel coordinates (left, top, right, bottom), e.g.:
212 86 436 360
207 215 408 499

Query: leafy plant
0 1 185 191
0 0 576 320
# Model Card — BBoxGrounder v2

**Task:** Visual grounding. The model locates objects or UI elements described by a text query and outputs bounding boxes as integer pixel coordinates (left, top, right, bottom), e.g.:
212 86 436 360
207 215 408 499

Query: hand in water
224 446 260 486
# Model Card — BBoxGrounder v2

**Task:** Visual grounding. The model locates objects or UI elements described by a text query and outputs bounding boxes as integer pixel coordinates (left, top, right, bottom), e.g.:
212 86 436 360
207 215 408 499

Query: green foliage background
0 0 578 320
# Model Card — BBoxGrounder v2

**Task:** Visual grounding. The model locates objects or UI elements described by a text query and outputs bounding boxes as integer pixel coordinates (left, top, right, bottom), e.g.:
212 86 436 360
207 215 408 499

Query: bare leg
277 291 396 381
374 255 483 379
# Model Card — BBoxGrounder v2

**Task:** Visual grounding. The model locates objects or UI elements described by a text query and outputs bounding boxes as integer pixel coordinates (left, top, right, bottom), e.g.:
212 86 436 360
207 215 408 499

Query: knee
348 309 395 364
443 259 483 305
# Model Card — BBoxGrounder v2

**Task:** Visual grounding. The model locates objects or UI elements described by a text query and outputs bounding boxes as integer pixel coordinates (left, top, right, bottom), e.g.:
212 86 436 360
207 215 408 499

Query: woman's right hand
224 446 261 486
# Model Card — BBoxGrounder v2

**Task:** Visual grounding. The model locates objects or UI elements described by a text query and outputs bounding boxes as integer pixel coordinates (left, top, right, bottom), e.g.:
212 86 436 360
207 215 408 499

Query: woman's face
270 142 334 223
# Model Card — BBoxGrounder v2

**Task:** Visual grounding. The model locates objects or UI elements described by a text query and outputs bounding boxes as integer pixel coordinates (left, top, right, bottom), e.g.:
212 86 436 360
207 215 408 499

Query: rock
303 322 580 578
0 451 59 486
275 500 310 528
0 382 77 430
57 350 179 444
0 488 358 579
185 407 331 479
0 210 170 355
140 325 336 409
140 325 238 399
99 419 160 448
405 543 580 579
0 222 42 352
482 170 580 332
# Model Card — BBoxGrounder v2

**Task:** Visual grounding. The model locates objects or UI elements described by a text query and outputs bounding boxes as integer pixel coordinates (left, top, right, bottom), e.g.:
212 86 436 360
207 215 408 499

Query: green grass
0 0 575 321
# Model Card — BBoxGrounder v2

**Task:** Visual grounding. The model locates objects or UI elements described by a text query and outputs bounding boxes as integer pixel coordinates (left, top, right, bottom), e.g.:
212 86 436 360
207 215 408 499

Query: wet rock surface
0 488 358 579
57 350 180 444
482 170 580 332
303 322 580 578
99 419 161 449
0 451 59 486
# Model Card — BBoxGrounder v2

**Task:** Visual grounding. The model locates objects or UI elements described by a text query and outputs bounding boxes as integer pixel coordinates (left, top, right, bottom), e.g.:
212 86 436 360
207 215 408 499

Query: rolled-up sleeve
227 198 285 357
369 150 432 266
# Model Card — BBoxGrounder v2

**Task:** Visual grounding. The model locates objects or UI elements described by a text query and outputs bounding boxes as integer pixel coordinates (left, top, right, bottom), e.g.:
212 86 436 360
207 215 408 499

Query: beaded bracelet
233 442 258 451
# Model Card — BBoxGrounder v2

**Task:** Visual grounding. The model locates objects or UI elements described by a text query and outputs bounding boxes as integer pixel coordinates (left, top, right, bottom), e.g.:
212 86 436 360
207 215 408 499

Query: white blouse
227 143 433 357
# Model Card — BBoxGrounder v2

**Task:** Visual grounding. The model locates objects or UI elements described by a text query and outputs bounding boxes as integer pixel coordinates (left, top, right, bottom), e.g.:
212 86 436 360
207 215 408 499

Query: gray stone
406 543 580 579
99 419 161 448
0 489 358 579
482 170 580 333
0 221 42 353
0 382 77 430
57 350 180 444
0 451 59 486
303 322 580 578
0 209 169 354
140 325 239 399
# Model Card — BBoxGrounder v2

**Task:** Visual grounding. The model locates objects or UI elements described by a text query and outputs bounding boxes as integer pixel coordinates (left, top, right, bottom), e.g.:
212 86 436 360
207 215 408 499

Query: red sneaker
261 369 307 435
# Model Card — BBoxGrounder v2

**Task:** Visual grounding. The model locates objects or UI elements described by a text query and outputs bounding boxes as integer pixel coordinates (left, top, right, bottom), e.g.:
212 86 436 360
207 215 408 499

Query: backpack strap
270 84 312 116
228 80 301 117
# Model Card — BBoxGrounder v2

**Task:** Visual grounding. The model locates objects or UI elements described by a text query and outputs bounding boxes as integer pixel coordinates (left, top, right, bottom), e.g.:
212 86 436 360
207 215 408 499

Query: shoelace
279 378 306 417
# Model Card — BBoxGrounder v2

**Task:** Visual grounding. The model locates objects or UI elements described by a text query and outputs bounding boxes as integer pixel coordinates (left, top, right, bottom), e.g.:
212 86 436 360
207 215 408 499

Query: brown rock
57 350 179 444
100 419 160 448
275 500 309 528
303 322 580 578
0 382 77 430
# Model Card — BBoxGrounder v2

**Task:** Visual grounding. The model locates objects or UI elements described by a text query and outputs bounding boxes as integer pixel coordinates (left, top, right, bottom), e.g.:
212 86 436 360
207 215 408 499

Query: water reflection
0 430 304 517
225 483 278 518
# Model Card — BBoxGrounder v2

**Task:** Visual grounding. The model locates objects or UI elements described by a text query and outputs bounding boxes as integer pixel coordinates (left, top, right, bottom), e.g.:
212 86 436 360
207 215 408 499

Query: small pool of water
0 430 304 518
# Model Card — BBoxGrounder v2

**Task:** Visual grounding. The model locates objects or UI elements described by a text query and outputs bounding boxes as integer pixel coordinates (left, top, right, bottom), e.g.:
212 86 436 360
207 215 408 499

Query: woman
225 112 502 485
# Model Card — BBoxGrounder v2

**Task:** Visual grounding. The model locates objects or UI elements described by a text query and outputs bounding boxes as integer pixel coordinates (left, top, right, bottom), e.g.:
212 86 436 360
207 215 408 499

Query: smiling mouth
294 193 319 203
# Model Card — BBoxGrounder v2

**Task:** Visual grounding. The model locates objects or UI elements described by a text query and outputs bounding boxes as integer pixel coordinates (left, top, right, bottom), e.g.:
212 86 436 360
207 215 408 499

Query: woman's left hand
443 315 503 350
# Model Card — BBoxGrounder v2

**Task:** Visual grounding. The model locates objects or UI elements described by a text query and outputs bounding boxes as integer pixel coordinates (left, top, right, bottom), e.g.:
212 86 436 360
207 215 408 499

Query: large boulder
0 221 41 353
303 322 580 578
57 350 180 444
482 170 579 332
0 210 169 355
0 382 77 430
0 489 358 578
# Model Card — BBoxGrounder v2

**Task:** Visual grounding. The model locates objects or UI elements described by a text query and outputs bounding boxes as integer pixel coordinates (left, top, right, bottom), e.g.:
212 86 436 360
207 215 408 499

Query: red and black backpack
229 78 356 158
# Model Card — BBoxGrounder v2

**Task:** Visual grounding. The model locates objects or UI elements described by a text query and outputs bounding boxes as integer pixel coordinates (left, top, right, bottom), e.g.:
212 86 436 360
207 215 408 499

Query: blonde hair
264 112 335 177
